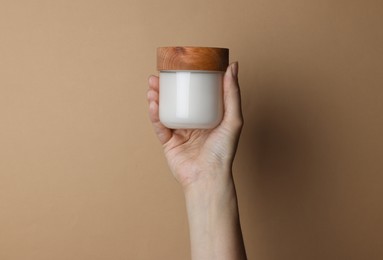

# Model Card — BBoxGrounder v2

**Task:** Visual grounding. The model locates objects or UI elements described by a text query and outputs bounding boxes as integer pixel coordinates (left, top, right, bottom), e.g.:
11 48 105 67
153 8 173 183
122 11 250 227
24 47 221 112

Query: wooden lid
157 46 229 72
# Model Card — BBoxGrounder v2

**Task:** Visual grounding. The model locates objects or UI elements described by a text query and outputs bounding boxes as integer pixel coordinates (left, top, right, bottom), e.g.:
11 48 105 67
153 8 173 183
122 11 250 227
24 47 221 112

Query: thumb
221 62 244 130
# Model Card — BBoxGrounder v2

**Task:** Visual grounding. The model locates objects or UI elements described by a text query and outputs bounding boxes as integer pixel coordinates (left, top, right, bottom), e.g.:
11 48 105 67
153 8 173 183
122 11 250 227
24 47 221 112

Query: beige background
1 0 382 259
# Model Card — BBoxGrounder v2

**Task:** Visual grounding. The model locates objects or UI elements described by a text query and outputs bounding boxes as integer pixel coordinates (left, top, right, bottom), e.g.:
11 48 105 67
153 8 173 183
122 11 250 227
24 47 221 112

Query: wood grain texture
157 46 229 71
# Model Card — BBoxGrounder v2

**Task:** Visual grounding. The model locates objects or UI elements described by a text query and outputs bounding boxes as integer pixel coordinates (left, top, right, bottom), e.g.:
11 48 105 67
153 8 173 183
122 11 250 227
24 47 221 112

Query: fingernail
148 75 154 84
231 62 238 77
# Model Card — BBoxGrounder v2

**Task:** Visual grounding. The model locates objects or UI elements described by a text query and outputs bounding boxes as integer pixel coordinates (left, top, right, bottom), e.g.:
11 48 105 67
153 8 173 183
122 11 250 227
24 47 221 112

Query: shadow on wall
237 70 348 259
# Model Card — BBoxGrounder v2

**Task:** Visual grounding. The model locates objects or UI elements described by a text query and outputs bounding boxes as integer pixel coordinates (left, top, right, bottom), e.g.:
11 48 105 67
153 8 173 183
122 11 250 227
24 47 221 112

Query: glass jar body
159 71 223 129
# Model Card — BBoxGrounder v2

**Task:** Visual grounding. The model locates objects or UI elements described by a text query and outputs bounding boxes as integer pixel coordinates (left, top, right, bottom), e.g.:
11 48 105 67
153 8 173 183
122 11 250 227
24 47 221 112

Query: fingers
221 62 244 130
147 75 159 104
147 75 172 144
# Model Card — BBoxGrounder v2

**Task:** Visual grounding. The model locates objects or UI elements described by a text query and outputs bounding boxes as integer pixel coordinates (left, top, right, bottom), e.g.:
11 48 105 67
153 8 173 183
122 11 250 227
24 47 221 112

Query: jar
157 46 229 129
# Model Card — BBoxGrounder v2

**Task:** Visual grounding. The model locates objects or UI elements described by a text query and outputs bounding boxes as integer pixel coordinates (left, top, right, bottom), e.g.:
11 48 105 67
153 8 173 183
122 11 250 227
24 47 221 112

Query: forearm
184 172 247 260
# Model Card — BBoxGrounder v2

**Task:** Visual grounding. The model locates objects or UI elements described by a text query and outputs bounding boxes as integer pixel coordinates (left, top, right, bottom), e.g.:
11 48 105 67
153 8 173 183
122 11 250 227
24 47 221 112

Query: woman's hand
147 62 247 260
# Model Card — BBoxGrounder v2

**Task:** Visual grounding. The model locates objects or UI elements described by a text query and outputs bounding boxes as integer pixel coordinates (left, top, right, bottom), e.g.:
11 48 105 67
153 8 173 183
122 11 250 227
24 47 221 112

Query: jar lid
157 46 229 72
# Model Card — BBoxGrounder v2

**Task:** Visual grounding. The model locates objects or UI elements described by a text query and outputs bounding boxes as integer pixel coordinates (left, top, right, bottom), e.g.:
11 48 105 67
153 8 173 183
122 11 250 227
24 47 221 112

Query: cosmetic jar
157 46 229 129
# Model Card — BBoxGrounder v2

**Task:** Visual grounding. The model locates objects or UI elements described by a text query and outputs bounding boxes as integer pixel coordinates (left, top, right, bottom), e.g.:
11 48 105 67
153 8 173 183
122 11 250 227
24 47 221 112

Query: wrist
183 170 239 216
182 168 234 198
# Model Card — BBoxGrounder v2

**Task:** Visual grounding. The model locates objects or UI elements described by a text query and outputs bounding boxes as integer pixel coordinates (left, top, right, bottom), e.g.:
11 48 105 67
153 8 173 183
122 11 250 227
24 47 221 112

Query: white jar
157 47 229 129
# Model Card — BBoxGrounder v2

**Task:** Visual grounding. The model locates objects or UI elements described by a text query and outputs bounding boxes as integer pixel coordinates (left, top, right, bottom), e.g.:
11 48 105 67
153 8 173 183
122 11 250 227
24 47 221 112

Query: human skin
147 62 247 260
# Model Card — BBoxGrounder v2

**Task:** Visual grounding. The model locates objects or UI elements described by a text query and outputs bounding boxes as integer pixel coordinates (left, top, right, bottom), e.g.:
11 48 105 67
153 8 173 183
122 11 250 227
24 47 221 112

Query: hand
147 62 243 190
147 62 247 260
